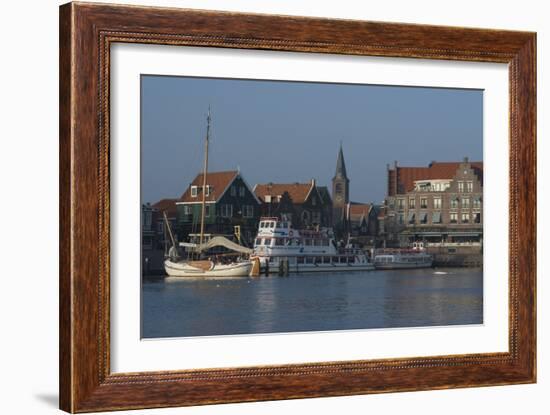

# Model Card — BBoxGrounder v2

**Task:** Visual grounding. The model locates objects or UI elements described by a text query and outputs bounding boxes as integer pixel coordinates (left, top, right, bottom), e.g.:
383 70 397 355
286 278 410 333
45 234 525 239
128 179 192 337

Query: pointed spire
334 141 348 179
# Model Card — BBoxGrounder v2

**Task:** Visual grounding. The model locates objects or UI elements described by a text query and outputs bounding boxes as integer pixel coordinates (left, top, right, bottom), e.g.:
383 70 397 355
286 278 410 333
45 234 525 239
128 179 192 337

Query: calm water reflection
141 268 482 338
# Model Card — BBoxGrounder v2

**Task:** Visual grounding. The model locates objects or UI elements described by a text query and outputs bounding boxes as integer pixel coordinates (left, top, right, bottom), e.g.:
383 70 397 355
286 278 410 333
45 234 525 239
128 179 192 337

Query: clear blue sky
141 75 482 204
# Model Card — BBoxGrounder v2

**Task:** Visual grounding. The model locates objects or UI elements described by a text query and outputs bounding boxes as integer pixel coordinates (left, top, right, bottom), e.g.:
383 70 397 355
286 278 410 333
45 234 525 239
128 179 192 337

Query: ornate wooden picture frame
59 2 536 412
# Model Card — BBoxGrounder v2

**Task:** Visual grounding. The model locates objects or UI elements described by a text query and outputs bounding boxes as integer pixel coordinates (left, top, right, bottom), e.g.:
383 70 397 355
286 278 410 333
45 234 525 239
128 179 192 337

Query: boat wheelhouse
252 217 374 273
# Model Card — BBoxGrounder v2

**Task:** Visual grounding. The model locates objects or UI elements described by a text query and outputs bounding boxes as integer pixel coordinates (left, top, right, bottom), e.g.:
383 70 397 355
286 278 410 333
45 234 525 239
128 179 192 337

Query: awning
194 236 253 254
432 211 441 223
449 232 482 237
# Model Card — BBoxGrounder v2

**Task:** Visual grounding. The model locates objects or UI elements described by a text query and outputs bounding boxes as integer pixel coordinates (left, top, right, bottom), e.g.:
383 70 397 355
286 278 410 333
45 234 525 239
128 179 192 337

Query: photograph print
140 75 483 339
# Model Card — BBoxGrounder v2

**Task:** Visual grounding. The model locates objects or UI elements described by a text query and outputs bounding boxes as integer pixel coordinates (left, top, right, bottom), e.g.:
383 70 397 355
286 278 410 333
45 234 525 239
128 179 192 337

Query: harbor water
141 267 482 339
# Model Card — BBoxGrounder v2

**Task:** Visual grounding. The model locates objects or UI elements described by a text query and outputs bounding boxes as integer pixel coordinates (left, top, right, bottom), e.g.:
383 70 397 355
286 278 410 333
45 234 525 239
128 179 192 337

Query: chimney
463 156 469 163
311 178 316 187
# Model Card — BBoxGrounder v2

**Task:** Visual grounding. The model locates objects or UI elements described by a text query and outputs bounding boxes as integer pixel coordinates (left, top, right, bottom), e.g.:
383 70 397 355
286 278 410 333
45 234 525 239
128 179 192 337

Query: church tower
332 143 350 228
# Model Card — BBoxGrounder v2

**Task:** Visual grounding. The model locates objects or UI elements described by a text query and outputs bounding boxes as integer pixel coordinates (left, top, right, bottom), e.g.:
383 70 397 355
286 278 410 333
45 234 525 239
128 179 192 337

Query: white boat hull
374 261 433 270
257 257 374 274
164 259 253 277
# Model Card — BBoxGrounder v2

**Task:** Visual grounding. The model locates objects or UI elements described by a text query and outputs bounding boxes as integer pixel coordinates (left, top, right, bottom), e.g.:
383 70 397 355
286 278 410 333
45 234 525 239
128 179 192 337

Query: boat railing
375 248 426 255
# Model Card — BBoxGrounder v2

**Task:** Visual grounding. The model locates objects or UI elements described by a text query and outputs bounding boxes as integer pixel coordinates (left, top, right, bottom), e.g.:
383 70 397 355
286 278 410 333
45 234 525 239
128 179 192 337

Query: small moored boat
373 243 433 270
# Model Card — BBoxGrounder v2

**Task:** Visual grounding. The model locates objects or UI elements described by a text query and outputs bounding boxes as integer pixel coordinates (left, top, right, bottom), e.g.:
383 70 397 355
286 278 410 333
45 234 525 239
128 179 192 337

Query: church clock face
335 194 343 203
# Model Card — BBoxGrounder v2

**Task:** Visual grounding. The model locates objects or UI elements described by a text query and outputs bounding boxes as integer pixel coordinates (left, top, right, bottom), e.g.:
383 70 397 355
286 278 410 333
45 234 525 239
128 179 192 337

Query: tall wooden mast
199 107 211 247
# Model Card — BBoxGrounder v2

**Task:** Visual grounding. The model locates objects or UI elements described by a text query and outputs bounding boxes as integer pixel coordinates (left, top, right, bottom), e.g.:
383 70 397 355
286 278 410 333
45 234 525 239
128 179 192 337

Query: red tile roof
179 170 238 203
254 182 314 204
388 161 483 196
152 198 178 217
348 203 372 219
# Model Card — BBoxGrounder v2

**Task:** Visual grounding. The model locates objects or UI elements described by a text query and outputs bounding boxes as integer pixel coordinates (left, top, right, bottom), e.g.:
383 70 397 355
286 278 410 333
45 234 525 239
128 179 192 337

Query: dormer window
265 195 272 203
191 186 198 197
205 185 210 197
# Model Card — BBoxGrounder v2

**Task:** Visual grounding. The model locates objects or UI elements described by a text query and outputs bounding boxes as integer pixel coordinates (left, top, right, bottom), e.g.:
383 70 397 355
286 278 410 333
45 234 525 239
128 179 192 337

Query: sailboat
163 108 255 277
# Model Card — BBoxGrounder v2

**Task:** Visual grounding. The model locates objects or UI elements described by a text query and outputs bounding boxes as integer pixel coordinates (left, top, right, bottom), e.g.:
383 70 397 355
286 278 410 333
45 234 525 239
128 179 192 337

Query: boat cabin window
297 257 305 264
263 238 272 246
323 257 331 264
305 239 312 246
255 238 261 245
305 257 314 264
275 238 284 246
332 257 338 263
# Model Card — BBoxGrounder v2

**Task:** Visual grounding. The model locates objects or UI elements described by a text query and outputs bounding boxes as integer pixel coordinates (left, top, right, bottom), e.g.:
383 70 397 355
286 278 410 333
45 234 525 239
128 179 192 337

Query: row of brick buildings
382 157 483 247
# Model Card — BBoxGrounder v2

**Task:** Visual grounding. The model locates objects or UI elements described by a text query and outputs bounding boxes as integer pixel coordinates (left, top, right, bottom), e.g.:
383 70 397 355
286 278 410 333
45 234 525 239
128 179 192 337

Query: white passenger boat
252 217 374 273
373 244 433 270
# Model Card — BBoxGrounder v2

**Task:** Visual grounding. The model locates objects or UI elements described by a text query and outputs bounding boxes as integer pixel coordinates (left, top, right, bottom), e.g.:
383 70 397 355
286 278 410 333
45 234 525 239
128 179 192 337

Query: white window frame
458 181 464 192
191 186 198 197
221 204 233 218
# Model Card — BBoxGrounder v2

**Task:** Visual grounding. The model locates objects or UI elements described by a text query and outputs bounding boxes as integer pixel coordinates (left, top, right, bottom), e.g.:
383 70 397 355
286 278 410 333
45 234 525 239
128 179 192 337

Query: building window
205 205 211 217
230 185 236 197
432 211 442 224
467 181 473 192
408 198 416 209
398 213 404 224
462 197 470 208
143 211 152 229
239 186 245 197
312 211 321 224
420 198 428 208
450 213 458 223
408 212 415 224
220 204 233 218
474 212 481 223
461 213 470 223
243 205 254 218
433 197 442 209
450 197 459 209
458 181 464 192
191 186 198 197
473 197 481 209
204 185 210 197
183 205 192 215
264 195 272 203
420 212 428 224
397 198 404 210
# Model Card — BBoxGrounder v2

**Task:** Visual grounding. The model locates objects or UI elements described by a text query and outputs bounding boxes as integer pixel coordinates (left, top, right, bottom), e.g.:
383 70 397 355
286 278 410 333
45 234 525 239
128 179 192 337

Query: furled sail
194 236 253 254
